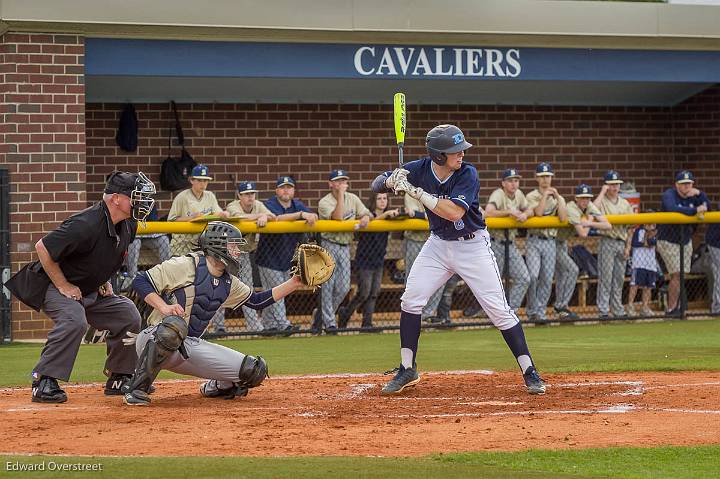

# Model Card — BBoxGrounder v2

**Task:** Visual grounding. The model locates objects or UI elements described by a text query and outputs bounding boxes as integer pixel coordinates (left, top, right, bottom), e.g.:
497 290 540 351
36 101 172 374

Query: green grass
1 446 718 479
2 320 718 478
1 319 718 387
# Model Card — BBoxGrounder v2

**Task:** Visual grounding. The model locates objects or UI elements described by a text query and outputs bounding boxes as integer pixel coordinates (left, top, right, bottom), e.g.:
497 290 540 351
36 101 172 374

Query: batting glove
385 168 409 191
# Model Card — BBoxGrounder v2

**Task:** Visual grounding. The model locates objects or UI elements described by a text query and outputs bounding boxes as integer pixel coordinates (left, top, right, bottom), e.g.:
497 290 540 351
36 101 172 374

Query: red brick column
0 33 86 340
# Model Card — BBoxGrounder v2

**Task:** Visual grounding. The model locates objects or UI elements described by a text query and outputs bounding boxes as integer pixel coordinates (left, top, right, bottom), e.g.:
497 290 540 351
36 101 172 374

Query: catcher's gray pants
491 240 530 311
126 235 171 278
258 266 292 329
525 236 556 320
135 325 247 391
597 237 627 316
405 238 442 319
211 253 263 332
319 240 351 328
709 245 720 314
34 284 141 382
554 239 579 310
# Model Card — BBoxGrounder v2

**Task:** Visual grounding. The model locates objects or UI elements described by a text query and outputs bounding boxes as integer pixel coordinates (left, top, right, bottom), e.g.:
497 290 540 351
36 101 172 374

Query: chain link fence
108 217 720 339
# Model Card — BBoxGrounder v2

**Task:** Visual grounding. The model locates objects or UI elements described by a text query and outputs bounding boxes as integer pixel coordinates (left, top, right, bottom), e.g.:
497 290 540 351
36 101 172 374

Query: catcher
121 221 334 406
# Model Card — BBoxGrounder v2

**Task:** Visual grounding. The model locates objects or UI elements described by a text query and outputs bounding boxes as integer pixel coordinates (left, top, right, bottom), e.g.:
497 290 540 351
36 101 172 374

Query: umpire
5 171 156 403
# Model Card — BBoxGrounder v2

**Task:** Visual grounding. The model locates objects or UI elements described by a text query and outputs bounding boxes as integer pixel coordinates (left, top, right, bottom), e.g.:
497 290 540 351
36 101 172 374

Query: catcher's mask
425 124 472 166
104 171 156 224
197 221 246 276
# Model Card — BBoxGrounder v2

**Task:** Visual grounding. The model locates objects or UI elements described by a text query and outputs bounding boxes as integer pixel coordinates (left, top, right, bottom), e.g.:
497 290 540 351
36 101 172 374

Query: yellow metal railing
138 211 720 235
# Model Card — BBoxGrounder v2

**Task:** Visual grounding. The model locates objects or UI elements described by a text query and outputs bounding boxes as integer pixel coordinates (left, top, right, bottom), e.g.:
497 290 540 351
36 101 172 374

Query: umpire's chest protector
180 256 231 337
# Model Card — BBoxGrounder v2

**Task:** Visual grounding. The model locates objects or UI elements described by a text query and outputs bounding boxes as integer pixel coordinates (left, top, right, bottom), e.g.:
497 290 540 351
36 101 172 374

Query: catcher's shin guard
122 315 188 400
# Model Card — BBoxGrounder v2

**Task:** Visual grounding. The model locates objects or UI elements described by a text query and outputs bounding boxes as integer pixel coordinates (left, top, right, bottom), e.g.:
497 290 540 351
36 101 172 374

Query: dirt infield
1 371 719 457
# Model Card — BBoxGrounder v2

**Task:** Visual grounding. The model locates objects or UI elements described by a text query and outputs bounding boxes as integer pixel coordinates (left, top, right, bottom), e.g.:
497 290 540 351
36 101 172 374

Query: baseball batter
371 124 545 396
121 221 305 406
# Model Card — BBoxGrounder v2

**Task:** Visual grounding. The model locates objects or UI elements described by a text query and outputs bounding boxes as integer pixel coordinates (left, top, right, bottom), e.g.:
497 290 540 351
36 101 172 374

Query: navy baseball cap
535 162 554 176
502 168 521 180
675 170 695 184
329 169 350 181
276 176 296 187
575 184 593 198
191 165 213 180
603 170 623 184
237 181 258 194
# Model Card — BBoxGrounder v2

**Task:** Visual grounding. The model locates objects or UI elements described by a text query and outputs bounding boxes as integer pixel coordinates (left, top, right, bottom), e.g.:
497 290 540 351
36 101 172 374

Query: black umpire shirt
5 201 137 310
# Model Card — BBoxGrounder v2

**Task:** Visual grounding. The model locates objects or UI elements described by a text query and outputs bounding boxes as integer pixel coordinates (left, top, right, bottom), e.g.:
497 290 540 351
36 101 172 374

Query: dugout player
371 124 546 396
4 172 156 403
122 221 306 406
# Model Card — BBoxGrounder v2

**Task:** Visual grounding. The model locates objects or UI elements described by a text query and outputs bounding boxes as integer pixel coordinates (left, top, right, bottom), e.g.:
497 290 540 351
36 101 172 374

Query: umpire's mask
105 171 156 224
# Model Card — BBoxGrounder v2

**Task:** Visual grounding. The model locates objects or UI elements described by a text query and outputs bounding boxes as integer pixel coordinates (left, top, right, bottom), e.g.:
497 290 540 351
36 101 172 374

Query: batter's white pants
401 230 519 331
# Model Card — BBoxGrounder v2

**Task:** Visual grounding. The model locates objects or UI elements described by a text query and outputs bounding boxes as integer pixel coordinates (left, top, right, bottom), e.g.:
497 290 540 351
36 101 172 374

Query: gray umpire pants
135 325 247 391
491 240 530 311
34 284 141 382
319 240 351 328
405 238 442 319
126 235 171 278
526 236 556 320
709 245 720 314
598 237 627 317
258 266 292 329
555 239 579 310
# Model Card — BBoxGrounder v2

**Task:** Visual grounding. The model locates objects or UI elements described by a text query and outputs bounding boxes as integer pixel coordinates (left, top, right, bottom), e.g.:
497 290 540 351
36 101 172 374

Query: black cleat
31 376 67 403
380 366 420 396
199 380 249 400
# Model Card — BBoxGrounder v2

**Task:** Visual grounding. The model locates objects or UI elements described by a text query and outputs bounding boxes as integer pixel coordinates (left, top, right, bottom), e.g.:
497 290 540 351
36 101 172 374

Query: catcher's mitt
290 243 336 290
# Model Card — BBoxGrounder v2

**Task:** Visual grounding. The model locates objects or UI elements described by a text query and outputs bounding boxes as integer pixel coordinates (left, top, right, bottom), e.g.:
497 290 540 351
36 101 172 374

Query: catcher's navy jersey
403 157 486 240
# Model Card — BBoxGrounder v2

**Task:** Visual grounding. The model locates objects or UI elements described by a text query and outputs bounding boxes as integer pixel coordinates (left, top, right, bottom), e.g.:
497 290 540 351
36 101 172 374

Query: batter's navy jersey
402 157 486 240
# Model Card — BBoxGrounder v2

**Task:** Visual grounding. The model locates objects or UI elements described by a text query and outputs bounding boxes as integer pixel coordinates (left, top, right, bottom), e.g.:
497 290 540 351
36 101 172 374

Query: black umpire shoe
31 376 67 403
104 373 131 396
105 373 155 396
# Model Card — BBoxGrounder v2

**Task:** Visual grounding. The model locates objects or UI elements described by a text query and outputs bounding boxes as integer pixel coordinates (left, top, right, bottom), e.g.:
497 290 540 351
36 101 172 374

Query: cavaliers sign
353 47 521 78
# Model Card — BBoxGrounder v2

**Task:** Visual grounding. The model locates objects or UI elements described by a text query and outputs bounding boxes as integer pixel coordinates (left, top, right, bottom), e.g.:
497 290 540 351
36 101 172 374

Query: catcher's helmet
198 221 246 276
425 124 473 166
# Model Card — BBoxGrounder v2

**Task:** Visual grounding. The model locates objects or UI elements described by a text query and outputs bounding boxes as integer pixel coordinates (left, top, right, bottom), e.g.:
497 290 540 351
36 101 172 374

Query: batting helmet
425 124 473 165
198 221 246 276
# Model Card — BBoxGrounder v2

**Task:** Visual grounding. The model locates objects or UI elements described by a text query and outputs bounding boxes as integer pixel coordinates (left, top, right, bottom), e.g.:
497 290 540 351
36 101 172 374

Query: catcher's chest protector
184 256 231 337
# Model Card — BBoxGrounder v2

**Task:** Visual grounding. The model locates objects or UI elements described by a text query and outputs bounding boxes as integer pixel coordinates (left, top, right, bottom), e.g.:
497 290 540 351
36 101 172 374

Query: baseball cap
502 168 521 180
104 171 138 197
675 170 695 184
329 169 350 181
191 165 213 180
535 162 554 176
237 181 258 194
574 184 593 198
603 170 623 184
276 176 296 187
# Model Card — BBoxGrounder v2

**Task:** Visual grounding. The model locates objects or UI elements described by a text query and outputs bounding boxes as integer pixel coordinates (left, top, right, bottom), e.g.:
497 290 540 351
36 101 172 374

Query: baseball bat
393 92 406 168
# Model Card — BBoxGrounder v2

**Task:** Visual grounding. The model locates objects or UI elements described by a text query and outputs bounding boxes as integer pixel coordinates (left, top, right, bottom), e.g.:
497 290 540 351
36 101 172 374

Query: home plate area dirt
1 371 719 457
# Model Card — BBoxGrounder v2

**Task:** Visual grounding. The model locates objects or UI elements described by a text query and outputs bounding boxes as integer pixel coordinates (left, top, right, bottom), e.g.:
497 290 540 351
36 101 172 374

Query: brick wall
673 86 720 203
1 33 85 340
86 101 693 215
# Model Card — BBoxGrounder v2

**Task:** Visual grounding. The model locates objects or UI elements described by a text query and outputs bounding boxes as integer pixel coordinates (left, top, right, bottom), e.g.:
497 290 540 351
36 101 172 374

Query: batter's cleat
380 366 420 396
523 367 546 395
199 380 249 400
122 389 151 406
31 376 67 403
